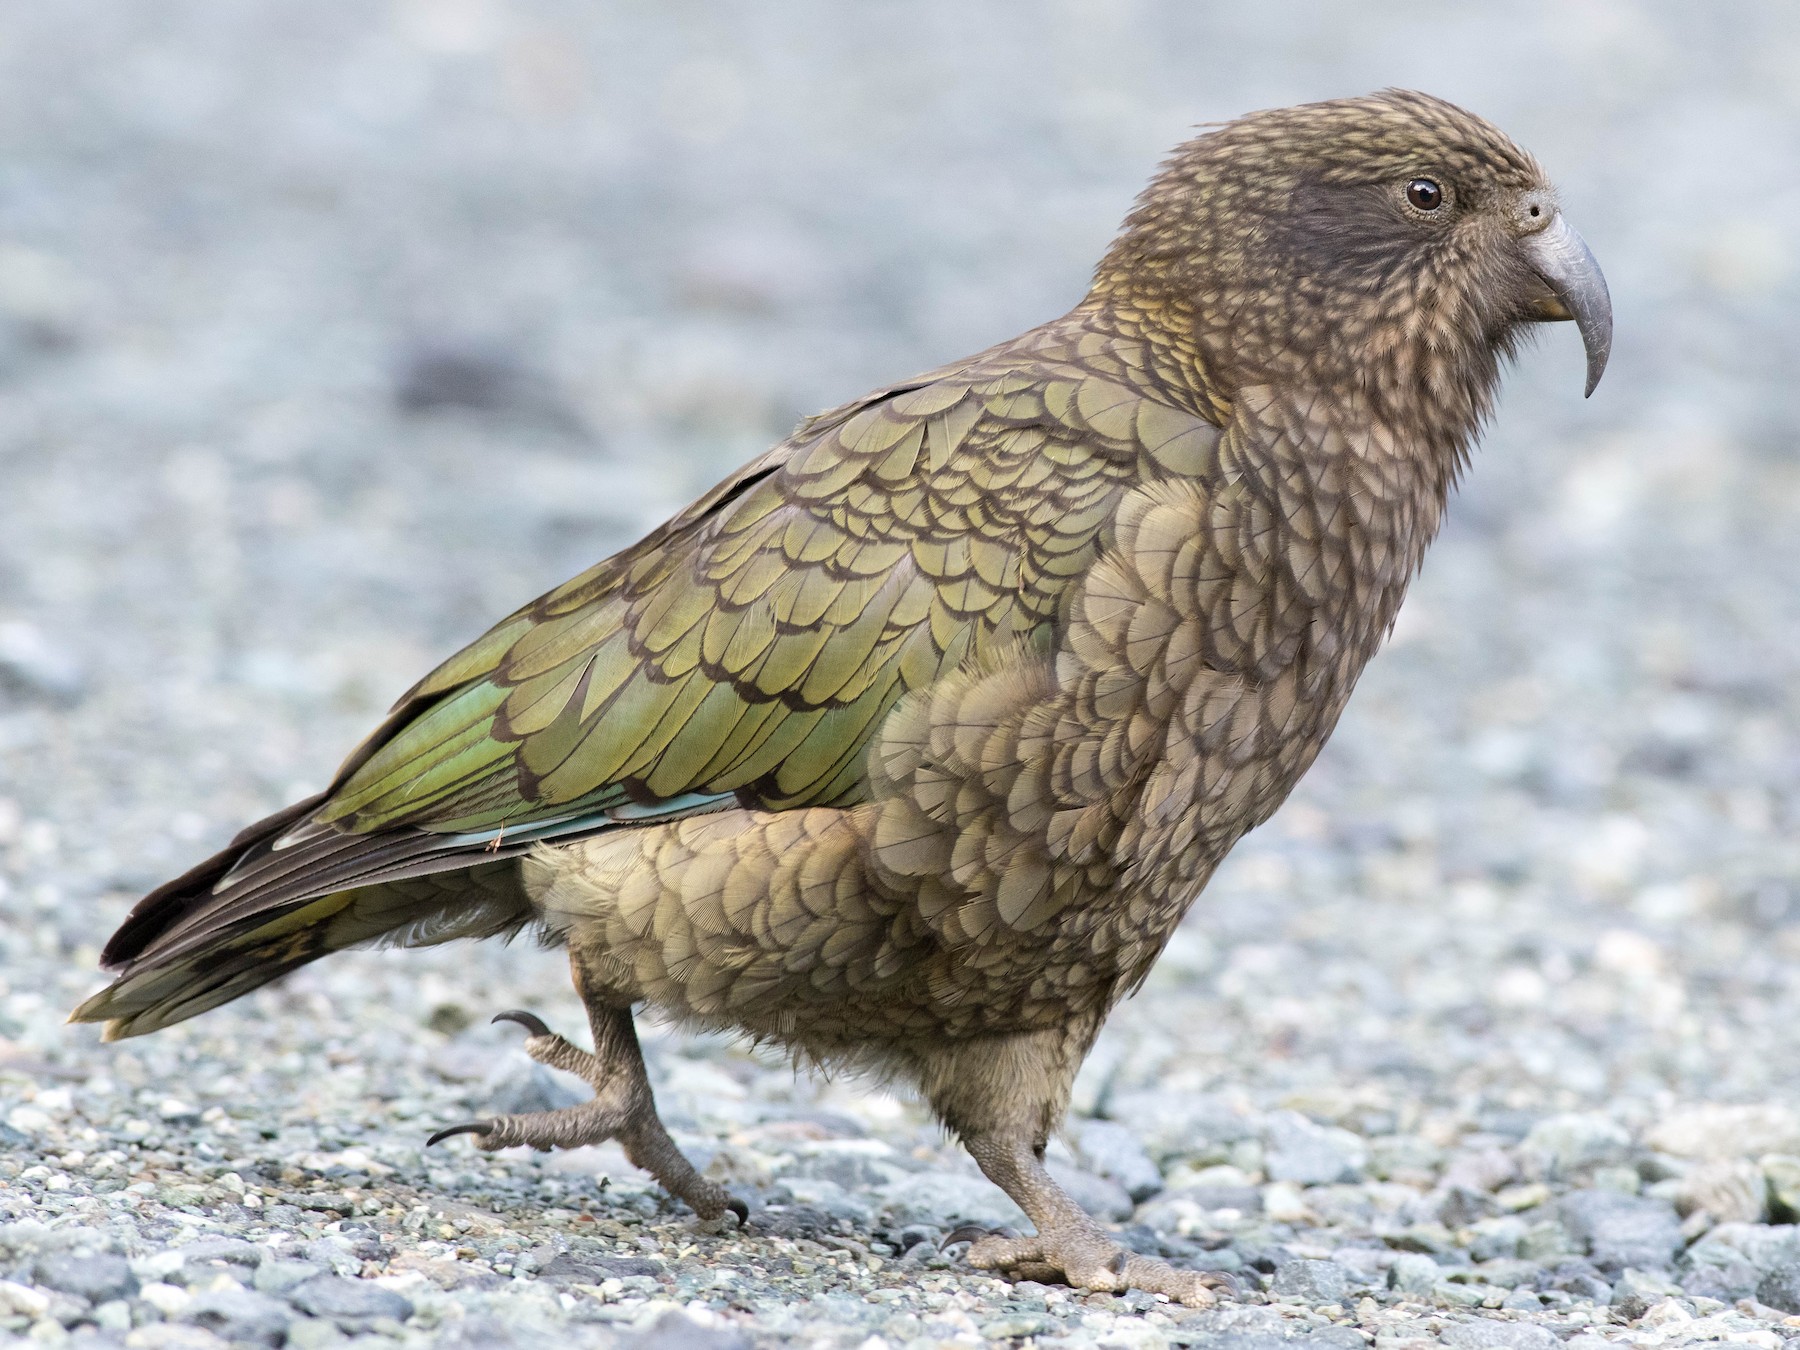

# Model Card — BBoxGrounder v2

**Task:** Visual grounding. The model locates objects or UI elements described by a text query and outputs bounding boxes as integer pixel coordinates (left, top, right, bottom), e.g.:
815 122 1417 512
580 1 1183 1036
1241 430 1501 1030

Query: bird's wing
316 371 1124 840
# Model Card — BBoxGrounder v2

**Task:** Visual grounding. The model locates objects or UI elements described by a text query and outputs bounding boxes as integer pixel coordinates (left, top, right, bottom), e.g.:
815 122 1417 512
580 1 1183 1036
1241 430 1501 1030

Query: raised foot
424 1008 747 1227
961 1227 1231 1306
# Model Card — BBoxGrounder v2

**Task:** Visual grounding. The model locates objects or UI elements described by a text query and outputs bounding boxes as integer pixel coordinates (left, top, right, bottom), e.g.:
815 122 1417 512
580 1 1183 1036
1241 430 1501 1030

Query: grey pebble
1439 1321 1564 1350
182 1287 294 1348
1520 1114 1631 1181
286 1274 414 1329
1559 1190 1682 1273
1388 1252 1442 1295
1048 1161 1136 1223
1075 1118 1165 1201
1263 1110 1367 1185
1611 1266 1683 1319
252 1259 328 1295
535 1251 663 1283
1270 1258 1353 1305
33 1252 136 1305
1759 1263 1800 1314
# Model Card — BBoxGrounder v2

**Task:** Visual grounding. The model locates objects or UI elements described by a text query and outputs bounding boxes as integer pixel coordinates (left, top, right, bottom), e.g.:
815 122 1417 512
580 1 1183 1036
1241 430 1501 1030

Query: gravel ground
2 2 1799 1347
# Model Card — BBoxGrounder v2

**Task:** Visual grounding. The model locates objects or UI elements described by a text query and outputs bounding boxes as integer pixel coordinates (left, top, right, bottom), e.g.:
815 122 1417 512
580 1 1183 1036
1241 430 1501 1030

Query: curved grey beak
1522 213 1612 397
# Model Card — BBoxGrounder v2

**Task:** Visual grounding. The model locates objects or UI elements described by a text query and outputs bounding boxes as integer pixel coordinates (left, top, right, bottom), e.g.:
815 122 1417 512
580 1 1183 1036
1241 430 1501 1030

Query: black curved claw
726 1197 750 1227
492 1009 552 1038
426 1120 496 1148
940 1222 1006 1251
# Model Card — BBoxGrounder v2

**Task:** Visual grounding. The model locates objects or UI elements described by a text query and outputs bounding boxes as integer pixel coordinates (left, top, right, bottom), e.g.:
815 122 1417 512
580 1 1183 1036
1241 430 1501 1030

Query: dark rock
33 1252 136 1304
1271 1258 1353 1305
182 1288 292 1348
1758 1263 1800 1314
756 1205 837 1240
287 1274 414 1329
1559 1190 1682 1273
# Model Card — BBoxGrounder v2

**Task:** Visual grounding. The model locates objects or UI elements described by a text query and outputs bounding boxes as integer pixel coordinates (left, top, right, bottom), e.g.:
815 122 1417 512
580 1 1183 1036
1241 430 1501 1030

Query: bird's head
1092 89 1610 442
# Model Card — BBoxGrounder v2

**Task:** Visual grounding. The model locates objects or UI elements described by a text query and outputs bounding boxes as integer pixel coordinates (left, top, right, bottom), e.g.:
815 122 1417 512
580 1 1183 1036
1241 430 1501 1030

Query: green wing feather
317 369 1136 839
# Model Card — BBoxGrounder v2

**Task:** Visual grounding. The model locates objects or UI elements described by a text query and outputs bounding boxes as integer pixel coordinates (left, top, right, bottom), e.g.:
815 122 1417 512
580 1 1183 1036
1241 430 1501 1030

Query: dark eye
1406 178 1444 211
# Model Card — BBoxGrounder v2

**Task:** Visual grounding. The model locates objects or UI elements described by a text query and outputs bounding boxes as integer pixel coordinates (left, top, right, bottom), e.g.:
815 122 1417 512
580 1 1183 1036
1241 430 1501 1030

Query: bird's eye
1406 178 1444 211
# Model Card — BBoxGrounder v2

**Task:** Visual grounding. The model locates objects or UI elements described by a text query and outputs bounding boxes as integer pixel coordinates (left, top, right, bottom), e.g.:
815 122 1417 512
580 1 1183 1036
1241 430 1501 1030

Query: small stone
1438 1321 1563 1349
1431 1279 1488 1307
627 1308 750 1350
182 1288 293 1347
1103 1090 1257 1163
177 1238 264 1271
1467 1216 1528 1262
1543 1258 1613 1303
0 1282 49 1318
1757 1263 1800 1314
1559 1190 1682 1272
1263 1110 1367 1185
0 622 85 703
536 1252 663 1283
138 1281 192 1316
1048 1162 1134 1223
1611 1266 1684 1320
1520 1113 1631 1180
1075 1119 1164 1201
1388 1252 1441 1296
251 1259 326 1295
1262 1180 1313 1223
1501 1287 1542 1311
483 1058 588 1117
286 1274 413 1329
1650 1105 1800 1161
1368 1133 1445 1183
878 1170 1025 1230
33 1253 136 1304
1676 1159 1767 1223
981 1312 1057 1338
92 1299 132 1333
1271 1258 1352 1305
1442 1146 1518 1193
1680 1221 1800 1301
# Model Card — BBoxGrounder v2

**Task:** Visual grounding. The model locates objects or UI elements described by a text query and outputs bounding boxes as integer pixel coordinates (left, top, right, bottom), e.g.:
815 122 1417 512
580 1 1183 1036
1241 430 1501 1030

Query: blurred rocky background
0 2 1797 1347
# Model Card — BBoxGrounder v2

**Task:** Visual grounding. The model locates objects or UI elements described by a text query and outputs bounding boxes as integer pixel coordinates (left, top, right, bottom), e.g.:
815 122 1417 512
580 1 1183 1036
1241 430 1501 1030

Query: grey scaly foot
426 1008 746 1225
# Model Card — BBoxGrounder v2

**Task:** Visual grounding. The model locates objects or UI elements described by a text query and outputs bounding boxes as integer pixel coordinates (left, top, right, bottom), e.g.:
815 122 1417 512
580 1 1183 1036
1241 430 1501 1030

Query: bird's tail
69 801 534 1040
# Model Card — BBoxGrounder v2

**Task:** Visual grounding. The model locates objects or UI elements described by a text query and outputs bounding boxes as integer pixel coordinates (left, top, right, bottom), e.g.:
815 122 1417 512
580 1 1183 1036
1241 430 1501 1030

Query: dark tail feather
73 800 535 1040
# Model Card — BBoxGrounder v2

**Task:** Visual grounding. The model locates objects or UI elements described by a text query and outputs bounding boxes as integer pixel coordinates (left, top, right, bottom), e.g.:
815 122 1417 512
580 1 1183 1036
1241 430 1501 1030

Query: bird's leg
957 1130 1228 1305
923 1026 1228 1307
427 958 745 1224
